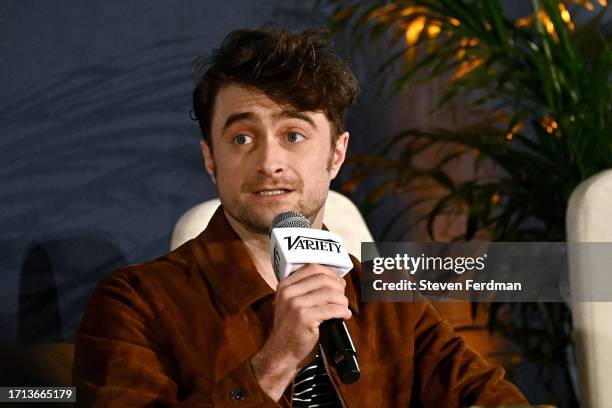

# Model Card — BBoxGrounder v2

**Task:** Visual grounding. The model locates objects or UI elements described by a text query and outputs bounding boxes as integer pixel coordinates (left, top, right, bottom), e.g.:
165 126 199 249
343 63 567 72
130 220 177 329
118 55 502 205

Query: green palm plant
323 0 611 406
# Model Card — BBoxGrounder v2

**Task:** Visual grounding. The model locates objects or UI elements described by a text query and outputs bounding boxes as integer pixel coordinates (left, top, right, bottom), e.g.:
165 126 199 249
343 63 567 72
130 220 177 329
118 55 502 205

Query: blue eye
287 132 304 143
234 134 253 145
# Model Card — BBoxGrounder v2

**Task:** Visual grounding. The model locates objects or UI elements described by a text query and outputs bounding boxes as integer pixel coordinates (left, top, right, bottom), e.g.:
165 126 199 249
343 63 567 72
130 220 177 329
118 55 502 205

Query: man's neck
223 209 324 290
223 210 277 289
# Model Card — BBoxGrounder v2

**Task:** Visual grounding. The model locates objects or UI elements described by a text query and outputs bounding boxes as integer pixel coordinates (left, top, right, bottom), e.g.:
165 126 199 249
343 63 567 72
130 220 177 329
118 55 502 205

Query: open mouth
256 189 292 196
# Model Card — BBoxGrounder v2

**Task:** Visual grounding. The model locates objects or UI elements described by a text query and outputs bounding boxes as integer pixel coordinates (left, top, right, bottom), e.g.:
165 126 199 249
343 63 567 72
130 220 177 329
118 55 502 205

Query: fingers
294 304 353 333
259 264 352 379
280 286 349 310
278 271 345 301
280 264 342 287
274 264 351 328
276 265 347 315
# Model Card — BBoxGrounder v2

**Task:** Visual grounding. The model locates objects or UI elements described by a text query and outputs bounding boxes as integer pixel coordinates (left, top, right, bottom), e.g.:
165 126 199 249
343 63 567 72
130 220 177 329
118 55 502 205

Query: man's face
201 84 349 235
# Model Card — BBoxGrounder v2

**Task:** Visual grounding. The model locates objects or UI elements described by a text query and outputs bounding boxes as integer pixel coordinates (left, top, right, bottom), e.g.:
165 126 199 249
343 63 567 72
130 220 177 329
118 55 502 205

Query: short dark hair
191 26 359 145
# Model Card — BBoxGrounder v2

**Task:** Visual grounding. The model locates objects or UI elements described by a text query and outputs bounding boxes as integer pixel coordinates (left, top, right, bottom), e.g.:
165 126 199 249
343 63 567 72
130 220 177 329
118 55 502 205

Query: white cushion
567 168 612 408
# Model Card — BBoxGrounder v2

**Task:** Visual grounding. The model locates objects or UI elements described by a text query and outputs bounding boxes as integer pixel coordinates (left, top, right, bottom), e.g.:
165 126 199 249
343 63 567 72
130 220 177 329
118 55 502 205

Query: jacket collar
194 205 360 316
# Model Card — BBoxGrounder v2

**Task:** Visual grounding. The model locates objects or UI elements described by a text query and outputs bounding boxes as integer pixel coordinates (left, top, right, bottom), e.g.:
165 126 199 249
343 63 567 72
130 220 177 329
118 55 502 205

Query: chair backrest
566 168 612 408
171 190 374 259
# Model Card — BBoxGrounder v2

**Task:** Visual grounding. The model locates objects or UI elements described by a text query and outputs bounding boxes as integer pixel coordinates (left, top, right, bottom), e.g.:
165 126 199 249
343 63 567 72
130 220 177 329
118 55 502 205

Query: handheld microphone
269 211 360 384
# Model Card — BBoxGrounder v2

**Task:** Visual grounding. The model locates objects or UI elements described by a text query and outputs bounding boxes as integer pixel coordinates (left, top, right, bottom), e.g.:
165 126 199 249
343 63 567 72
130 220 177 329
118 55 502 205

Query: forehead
210 84 331 135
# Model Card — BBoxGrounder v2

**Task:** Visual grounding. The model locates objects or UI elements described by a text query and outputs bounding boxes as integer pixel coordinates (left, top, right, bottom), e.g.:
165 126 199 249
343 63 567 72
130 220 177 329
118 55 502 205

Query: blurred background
1 1 610 406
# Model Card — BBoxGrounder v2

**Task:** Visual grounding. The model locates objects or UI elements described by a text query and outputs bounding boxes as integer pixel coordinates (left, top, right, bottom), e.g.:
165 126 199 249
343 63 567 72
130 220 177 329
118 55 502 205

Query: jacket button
229 387 246 401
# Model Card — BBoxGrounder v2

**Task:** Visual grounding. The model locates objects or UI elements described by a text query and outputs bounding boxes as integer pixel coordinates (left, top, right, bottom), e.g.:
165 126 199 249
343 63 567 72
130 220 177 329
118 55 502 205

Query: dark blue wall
1 1 330 343
0 1 399 343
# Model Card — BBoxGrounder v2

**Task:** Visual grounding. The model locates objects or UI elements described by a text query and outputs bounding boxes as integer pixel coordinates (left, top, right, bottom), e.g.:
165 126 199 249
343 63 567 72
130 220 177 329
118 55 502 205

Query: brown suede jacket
73 206 528 407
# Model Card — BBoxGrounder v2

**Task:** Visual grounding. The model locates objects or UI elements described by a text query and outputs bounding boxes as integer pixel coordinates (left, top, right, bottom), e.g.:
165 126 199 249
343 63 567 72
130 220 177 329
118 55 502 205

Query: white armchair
171 190 374 259
567 169 612 408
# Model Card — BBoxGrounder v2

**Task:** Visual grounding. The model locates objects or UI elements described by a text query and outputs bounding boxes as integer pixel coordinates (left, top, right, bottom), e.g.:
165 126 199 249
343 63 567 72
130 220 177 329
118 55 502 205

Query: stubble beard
225 190 327 235
221 175 329 235
218 151 335 235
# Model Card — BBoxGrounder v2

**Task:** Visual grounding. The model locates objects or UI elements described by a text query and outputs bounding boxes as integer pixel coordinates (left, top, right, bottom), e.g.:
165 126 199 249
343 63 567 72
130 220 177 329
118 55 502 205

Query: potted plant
323 0 611 406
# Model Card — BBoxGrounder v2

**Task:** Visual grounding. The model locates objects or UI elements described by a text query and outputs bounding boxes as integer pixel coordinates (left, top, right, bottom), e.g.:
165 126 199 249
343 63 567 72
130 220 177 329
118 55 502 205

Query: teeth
258 190 287 196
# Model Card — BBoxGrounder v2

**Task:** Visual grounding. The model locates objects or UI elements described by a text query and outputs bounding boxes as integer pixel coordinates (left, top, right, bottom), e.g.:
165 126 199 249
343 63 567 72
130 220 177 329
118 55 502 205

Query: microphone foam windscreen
270 211 311 231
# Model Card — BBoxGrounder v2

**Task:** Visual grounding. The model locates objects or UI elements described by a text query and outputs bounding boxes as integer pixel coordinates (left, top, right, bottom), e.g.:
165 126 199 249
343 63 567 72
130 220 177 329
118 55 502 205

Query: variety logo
284 236 342 253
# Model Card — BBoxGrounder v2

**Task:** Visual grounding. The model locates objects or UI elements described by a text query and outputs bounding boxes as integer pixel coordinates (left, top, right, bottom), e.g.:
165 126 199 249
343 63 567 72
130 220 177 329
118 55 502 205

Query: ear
200 140 216 185
329 131 349 180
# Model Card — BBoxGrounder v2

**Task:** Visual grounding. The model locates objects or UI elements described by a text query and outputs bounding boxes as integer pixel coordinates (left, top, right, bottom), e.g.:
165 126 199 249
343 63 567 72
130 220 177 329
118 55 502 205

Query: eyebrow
272 111 317 129
221 110 317 134
222 112 256 134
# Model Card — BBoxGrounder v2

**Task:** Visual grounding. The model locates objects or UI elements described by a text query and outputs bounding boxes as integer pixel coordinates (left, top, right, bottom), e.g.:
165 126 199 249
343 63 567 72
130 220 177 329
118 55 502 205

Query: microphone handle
319 318 360 384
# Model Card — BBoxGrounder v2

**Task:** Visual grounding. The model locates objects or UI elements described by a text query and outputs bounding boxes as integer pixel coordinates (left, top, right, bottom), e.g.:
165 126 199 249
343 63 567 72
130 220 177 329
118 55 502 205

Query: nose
256 136 287 177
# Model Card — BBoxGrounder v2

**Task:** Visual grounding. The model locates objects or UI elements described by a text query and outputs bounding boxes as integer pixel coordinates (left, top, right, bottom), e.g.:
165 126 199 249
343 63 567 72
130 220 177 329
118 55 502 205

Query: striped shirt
292 350 342 407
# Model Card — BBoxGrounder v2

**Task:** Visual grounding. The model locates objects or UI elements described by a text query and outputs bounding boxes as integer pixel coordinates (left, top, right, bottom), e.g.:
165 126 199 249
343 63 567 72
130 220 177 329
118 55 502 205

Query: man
73 27 528 407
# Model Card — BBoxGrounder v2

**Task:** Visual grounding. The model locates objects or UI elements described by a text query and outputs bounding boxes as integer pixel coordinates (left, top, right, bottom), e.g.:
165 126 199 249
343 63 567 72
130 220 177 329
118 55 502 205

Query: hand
250 264 351 401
